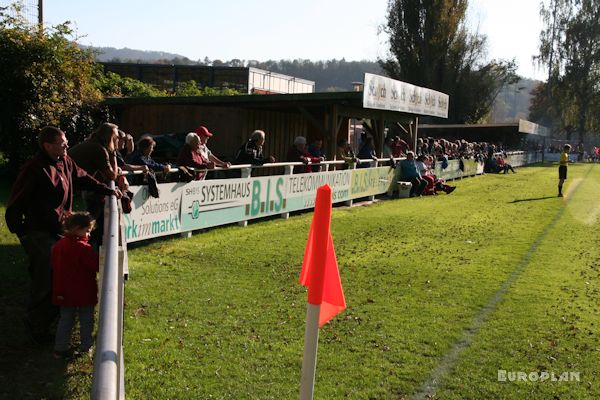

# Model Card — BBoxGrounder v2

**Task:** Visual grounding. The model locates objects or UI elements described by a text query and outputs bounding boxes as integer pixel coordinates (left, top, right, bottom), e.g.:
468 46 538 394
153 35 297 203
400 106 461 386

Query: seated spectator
335 138 358 170
286 136 322 174
234 130 275 165
399 151 427 197
115 130 149 175
497 154 516 174
485 154 499 173
357 136 378 168
383 136 394 159
392 136 409 158
127 136 172 174
177 132 212 180
415 155 456 195
117 130 135 159
415 155 436 195
195 126 231 170
307 138 326 172
383 136 398 168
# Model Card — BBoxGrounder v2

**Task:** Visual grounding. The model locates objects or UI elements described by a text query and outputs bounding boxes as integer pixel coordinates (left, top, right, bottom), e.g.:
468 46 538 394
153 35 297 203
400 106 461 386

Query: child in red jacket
52 212 98 358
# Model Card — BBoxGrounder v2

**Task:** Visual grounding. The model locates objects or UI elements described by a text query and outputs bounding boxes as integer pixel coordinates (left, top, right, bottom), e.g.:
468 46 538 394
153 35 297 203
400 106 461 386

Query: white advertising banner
363 73 449 118
518 119 548 136
178 171 353 232
123 182 184 243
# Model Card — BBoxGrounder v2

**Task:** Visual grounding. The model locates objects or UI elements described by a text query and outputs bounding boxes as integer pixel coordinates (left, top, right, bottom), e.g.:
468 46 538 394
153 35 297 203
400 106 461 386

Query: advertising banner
363 73 449 118
518 119 548 136
285 170 352 209
123 182 184 243
128 162 499 243
179 171 353 232
180 177 272 231
351 167 395 198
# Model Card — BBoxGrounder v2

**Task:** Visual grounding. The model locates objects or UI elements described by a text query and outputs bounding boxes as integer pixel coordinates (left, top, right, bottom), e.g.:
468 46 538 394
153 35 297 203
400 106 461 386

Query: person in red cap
194 126 231 170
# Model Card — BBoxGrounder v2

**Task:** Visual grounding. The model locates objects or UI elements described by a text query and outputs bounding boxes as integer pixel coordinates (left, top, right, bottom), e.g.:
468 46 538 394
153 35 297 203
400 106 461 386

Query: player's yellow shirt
560 152 569 166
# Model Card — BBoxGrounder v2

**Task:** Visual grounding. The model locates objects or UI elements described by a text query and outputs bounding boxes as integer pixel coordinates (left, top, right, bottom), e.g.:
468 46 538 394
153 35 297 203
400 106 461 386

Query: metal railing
92 181 126 400
120 157 395 178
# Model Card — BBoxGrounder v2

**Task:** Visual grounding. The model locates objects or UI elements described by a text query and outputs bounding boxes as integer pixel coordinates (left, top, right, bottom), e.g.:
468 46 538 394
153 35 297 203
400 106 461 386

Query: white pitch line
411 165 592 400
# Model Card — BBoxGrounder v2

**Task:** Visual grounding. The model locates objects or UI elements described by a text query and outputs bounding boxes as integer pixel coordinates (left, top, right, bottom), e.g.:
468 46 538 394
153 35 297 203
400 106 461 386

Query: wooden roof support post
413 117 419 151
377 117 385 157
330 105 340 161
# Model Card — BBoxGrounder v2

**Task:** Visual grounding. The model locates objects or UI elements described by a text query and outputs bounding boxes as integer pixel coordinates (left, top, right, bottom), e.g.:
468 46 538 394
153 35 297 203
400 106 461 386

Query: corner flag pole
300 303 320 400
299 185 346 399
299 185 332 400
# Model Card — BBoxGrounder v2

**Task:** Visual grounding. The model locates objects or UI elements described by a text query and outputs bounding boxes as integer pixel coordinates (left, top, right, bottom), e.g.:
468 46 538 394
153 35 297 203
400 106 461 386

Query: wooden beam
330 105 339 160
377 117 385 157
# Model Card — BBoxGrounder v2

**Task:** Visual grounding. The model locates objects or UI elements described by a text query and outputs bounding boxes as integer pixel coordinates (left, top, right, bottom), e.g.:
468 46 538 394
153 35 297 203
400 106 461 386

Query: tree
379 0 517 123
0 3 104 170
94 71 167 97
174 80 203 96
535 0 600 142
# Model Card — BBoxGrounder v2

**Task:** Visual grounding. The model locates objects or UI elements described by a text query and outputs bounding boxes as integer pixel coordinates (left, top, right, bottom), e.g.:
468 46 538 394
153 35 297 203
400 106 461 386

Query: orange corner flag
299 184 346 327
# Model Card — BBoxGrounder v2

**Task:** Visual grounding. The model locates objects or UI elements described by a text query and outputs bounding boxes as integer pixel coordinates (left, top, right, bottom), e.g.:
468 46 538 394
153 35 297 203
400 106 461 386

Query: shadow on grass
510 196 558 203
0 243 68 400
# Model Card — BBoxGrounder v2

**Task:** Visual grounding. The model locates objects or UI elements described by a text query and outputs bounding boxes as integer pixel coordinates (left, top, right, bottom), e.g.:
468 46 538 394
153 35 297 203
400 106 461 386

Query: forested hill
88 46 383 92
82 45 196 64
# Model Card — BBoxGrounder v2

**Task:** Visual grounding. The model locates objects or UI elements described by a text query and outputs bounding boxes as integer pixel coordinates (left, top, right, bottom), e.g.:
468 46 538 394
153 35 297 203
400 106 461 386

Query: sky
12 0 546 80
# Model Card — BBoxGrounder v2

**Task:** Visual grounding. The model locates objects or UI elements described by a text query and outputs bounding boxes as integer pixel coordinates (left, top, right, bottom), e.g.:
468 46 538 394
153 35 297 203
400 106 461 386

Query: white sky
30 0 546 80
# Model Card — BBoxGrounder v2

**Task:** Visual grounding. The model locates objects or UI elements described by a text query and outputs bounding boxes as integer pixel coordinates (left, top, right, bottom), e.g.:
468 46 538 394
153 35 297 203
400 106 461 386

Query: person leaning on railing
176 127 231 181
5 126 120 345
69 123 125 248
335 138 358 170
127 136 172 175
286 136 323 174
307 138 326 172
357 135 378 168
116 130 149 174
234 129 276 166
195 126 231 176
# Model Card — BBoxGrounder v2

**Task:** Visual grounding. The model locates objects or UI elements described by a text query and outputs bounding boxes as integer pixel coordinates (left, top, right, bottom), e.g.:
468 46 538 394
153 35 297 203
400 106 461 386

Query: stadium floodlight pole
300 303 321 400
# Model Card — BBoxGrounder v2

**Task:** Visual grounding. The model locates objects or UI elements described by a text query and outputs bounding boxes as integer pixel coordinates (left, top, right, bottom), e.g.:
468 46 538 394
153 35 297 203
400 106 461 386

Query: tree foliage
534 0 600 141
0 3 104 169
379 0 517 123
94 71 167 97
174 80 241 97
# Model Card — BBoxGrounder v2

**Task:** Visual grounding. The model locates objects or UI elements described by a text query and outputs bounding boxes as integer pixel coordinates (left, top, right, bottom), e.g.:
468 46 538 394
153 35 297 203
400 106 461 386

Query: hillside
82 45 195 64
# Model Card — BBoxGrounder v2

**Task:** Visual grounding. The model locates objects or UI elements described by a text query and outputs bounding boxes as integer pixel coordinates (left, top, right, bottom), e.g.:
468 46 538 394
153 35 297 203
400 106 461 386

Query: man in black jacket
234 130 276 165
5 126 120 344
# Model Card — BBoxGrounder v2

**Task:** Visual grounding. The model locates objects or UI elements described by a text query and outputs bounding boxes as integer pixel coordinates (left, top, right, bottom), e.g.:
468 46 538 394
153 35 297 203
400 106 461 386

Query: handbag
147 171 160 198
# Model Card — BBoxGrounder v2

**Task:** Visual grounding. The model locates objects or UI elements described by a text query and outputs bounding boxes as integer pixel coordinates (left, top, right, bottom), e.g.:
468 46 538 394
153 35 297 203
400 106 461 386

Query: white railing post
238 166 253 227
92 181 124 400
281 165 293 219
